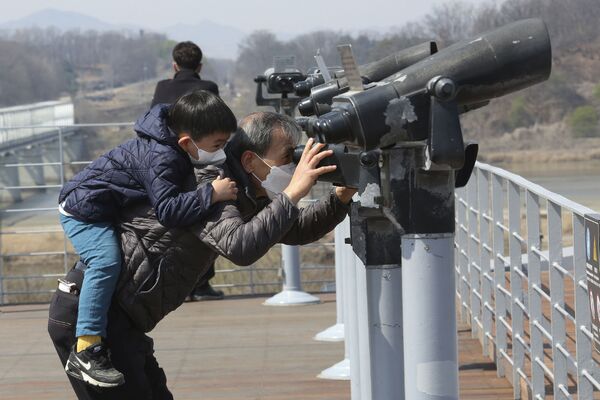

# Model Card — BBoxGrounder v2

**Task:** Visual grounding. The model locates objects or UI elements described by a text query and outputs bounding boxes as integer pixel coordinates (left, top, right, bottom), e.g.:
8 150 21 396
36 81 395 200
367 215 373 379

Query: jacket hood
134 104 179 146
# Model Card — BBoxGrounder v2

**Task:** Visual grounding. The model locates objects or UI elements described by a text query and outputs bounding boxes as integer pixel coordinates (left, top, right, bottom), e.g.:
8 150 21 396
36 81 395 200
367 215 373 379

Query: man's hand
211 176 238 204
335 187 357 204
283 138 336 204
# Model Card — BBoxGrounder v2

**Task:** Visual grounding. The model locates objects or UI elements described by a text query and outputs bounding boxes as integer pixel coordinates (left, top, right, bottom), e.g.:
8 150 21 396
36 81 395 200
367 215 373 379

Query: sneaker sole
65 360 124 388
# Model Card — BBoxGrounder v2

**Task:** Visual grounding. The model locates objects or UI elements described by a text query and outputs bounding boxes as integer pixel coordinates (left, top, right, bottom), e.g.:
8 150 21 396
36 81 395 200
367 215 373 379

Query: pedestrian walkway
0 293 512 399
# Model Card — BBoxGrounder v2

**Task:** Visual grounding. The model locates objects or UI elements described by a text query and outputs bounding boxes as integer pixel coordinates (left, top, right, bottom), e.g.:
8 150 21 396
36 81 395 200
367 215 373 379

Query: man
151 40 223 301
48 112 355 399
151 41 219 106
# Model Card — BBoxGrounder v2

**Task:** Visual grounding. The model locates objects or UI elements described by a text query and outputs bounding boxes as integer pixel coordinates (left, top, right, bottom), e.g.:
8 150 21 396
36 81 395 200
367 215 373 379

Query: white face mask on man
189 140 226 166
251 153 296 200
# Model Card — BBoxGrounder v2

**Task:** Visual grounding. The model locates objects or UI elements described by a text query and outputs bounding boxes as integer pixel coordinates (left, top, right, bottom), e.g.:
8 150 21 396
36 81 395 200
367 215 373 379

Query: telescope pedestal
263 245 320 306
401 233 459 400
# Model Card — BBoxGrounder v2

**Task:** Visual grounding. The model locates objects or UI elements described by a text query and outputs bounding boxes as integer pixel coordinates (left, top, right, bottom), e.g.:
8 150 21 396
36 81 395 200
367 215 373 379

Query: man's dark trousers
47 267 173 400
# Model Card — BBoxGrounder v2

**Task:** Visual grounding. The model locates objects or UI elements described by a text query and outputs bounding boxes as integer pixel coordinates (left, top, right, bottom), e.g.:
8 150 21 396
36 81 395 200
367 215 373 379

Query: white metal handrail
456 161 599 399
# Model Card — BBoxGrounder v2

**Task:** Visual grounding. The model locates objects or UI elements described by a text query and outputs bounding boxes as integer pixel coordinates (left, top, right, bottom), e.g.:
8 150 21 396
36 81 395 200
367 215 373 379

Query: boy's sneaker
65 343 125 387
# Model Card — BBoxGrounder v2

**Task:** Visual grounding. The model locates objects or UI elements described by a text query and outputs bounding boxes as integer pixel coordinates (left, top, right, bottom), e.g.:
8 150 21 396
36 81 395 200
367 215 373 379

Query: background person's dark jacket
115 149 350 332
151 69 219 107
58 104 213 227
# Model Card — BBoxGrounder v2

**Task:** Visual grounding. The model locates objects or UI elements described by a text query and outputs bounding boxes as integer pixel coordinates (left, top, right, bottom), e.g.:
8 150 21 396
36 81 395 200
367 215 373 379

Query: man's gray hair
236 112 302 156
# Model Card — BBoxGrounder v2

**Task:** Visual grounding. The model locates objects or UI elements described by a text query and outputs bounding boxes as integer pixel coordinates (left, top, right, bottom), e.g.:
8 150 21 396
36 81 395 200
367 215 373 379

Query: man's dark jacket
115 138 350 332
151 69 219 107
58 105 213 227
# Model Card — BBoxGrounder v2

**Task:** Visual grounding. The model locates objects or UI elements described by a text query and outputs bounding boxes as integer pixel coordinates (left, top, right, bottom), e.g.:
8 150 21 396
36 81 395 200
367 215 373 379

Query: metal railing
456 161 600 399
0 123 335 305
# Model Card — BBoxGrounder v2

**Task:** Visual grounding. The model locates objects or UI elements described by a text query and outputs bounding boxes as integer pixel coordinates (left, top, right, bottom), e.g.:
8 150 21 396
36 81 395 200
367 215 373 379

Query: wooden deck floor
0 294 513 399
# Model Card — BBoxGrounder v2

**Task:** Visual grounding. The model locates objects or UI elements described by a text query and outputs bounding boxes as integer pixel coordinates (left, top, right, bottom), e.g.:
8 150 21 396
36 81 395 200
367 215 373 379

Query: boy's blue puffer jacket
58 104 213 228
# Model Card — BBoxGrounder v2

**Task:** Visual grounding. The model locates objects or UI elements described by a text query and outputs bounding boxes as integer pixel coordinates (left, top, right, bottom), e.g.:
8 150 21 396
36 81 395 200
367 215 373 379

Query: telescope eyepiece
298 98 315 116
314 111 354 144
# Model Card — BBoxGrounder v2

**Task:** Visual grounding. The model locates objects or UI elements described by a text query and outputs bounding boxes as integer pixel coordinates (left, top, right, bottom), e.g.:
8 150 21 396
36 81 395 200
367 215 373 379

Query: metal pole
263 244 320 305
402 233 459 400
346 243 362 399
58 128 68 273
318 217 351 380
366 264 403 400
354 255 372 400
315 220 346 341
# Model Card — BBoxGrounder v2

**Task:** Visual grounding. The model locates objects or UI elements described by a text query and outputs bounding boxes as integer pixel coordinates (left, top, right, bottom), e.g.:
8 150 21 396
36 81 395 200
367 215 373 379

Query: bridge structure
0 102 599 399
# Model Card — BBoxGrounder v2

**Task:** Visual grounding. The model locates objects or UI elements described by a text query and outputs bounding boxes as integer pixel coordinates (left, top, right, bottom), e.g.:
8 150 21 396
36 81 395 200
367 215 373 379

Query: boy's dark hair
168 90 237 140
172 41 203 70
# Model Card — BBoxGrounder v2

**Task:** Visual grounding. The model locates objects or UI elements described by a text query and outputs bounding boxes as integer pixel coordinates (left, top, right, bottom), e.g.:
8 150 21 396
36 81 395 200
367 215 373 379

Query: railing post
573 213 593 398
58 127 69 273
508 181 525 398
548 200 569 399
526 189 545 398
492 173 507 377
467 170 481 339
456 186 470 323
478 169 493 357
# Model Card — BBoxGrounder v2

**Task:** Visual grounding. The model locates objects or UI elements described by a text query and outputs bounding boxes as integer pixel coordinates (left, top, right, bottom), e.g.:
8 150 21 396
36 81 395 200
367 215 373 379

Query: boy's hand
211 176 238 203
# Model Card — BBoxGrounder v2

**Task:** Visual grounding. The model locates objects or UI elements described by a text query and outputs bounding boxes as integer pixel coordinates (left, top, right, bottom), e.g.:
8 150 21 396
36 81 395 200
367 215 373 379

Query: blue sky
1 0 483 34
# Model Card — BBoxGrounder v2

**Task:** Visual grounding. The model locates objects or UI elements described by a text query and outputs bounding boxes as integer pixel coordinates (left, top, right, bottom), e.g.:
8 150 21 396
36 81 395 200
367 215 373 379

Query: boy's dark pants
47 267 173 400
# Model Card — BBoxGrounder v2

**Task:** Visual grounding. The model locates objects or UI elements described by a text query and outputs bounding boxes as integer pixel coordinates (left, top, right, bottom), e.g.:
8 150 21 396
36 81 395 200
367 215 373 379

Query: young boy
58 90 238 387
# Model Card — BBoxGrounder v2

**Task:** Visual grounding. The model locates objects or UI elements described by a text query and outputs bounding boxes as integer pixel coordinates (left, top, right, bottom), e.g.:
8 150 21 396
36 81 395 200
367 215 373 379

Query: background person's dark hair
172 41 203 70
167 90 237 140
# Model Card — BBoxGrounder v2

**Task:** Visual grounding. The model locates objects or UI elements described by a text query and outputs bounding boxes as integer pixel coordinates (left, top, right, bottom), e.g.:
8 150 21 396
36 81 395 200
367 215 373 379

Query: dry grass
0 220 336 304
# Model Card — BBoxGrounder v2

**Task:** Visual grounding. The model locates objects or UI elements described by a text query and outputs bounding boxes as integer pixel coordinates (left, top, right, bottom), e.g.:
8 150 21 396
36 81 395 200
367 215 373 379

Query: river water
497 161 600 212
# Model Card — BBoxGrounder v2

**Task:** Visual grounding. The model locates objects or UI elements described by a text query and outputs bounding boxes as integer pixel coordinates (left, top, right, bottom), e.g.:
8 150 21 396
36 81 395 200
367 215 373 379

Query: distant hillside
0 9 245 59
163 21 246 59
0 9 119 32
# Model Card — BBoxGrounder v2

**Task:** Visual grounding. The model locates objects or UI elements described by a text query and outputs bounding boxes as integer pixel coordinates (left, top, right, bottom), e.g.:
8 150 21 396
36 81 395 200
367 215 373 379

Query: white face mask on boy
190 141 226 166
251 153 296 200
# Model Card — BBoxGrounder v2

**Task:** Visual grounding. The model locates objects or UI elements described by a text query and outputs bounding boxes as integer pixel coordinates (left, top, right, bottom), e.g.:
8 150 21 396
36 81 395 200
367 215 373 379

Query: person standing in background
151 41 219 106
151 41 224 301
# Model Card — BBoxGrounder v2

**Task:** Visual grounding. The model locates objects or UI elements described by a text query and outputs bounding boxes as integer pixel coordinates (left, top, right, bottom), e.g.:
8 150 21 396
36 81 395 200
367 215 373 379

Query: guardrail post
456 186 470 323
478 169 493 357
526 189 545 398
492 173 507 378
573 213 593 398
508 181 525 398
468 171 481 340
548 200 569 399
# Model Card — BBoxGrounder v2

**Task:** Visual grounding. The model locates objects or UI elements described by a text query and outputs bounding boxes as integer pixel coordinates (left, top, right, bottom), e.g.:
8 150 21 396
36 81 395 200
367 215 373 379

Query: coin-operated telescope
296 18 551 266
254 56 307 116
296 41 438 116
